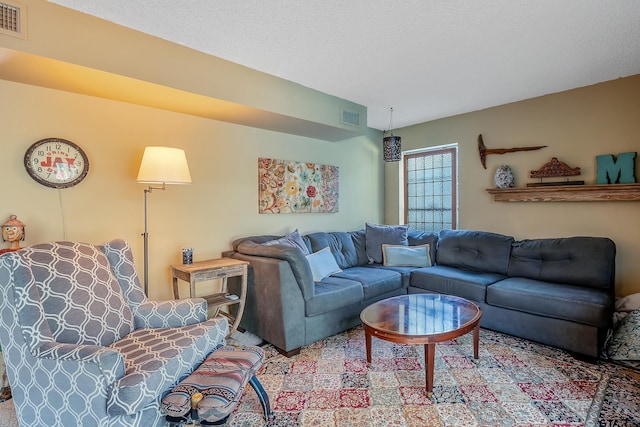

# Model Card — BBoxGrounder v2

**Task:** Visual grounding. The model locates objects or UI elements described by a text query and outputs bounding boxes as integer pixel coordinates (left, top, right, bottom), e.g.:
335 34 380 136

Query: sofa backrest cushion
365 223 409 264
304 231 360 270
508 237 616 290
14 241 135 347
408 230 439 266
436 230 514 275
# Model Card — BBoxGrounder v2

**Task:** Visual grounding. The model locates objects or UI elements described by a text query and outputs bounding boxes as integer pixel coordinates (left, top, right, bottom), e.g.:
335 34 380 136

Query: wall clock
24 138 89 189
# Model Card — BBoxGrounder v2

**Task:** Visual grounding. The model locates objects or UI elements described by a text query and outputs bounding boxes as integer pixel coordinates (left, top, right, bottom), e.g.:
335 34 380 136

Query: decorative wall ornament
494 165 515 188
258 158 339 214
478 134 546 169
596 152 637 184
527 157 584 187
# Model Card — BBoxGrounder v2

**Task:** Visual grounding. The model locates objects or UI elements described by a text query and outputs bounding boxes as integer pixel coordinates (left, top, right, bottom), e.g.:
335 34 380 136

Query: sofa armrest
236 240 315 300
133 298 208 328
231 252 307 352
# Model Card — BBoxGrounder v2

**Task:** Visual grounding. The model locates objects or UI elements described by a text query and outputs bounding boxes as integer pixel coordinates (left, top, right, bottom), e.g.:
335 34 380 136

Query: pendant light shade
383 107 402 162
383 135 402 162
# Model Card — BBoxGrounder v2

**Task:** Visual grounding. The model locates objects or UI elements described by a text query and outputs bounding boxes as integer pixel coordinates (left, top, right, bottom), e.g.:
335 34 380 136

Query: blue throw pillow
382 244 431 267
365 223 409 264
305 247 342 281
263 229 310 255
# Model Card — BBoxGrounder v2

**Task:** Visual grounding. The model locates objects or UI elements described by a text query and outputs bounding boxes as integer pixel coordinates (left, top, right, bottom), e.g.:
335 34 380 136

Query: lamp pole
142 184 164 296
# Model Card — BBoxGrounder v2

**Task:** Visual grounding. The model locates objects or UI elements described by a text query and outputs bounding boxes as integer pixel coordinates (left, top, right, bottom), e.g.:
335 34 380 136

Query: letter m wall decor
258 158 339 214
596 152 637 184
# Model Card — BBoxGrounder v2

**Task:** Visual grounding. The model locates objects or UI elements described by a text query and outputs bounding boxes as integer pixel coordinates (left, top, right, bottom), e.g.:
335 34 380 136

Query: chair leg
249 375 271 419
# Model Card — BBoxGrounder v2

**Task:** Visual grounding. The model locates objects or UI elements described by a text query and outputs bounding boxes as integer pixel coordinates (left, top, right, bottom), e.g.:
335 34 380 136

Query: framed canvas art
258 158 339 214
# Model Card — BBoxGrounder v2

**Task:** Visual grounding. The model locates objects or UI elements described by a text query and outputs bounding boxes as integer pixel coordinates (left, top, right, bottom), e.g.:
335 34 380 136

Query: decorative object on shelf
24 137 89 188
258 158 339 214
0 215 25 255
493 165 515 188
477 134 546 169
527 157 584 187
596 152 637 184
137 146 192 295
383 107 401 162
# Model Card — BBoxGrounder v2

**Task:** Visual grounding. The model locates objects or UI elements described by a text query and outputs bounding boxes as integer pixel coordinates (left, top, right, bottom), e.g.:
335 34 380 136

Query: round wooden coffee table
360 293 482 395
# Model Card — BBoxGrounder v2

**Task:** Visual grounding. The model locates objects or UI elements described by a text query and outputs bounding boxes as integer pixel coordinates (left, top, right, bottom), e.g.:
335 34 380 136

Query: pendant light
383 107 401 162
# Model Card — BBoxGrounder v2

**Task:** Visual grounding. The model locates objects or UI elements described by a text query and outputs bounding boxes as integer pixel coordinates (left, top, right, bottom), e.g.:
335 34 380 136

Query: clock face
24 138 89 189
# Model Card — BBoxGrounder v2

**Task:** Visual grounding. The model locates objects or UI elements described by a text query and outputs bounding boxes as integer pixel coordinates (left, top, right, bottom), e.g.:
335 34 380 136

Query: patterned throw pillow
607 308 640 361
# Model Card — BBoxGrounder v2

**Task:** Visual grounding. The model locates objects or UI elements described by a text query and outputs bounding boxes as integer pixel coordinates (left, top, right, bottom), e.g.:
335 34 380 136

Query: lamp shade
136 146 192 184
383 135 402 162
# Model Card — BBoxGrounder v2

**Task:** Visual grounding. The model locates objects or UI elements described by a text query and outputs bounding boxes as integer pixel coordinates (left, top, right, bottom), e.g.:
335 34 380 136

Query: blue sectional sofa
226 228 616 358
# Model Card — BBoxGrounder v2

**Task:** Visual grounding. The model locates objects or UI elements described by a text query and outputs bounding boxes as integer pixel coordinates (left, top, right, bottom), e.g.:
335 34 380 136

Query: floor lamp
136 146 192 296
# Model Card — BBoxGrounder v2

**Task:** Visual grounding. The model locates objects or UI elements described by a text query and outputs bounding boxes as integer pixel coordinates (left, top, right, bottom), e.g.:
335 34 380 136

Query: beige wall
1 79 384 300
386 75 640 297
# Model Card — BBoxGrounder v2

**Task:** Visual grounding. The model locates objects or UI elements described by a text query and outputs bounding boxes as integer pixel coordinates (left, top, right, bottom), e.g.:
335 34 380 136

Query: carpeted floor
228 326 640 426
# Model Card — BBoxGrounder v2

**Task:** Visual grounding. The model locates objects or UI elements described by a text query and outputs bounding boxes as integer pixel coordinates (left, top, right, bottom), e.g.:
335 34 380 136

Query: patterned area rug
228 326 640 426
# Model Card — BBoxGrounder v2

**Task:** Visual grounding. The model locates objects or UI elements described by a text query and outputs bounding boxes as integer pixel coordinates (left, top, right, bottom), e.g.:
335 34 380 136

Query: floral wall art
258 158 339 214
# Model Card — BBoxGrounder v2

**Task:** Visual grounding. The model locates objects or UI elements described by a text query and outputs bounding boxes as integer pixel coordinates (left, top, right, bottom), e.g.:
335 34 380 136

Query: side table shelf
171 258 249 337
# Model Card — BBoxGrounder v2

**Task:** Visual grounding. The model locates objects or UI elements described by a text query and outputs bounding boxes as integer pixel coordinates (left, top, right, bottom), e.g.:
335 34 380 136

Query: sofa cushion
263 229 310 255
365 223 409 264
408 231 438 266
332 266 402 300
410 265 505 303
306 247 342 281
364 264 417 289
305 277 364 316
305 231 360 269
486 278 613 327
349 229 369 266
507 237 616 290
383 244 431 267
436 230 514 275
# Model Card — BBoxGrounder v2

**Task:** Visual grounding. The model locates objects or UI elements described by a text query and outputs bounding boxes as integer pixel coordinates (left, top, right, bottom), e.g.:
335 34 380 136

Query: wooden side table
171 258 248 336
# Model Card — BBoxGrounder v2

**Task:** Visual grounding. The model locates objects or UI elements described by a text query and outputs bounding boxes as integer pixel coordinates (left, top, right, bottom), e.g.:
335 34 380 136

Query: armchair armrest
133 298 208 329
34 341 125 384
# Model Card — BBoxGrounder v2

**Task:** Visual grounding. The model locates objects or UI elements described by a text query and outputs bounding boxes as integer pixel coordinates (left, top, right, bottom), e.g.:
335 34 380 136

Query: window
404 146 457 232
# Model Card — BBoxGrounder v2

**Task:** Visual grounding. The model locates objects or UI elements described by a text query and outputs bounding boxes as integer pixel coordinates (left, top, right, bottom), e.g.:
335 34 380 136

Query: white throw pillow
382 244 431 267
305 247 342 281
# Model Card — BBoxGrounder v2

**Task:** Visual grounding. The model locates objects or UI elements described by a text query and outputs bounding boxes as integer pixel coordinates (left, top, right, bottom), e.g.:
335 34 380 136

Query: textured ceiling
49 0 640 130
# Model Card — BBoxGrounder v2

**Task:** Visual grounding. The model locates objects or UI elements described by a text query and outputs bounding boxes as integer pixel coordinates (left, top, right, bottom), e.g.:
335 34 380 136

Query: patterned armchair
0 239 228 426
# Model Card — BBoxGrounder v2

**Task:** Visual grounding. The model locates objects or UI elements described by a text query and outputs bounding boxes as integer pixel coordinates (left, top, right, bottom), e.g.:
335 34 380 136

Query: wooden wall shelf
486 183 640 202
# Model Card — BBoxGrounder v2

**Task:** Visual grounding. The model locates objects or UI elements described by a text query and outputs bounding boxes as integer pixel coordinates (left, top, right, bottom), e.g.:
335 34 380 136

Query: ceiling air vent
341 108 360 127
0 0 27 39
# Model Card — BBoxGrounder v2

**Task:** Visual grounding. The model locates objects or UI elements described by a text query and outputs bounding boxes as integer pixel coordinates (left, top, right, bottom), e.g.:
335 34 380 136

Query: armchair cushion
107 318 228 416
16 241 135 347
